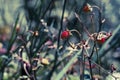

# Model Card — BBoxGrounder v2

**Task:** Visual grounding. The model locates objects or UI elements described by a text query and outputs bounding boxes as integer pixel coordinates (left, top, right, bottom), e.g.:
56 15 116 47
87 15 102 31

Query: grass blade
55 49 82 80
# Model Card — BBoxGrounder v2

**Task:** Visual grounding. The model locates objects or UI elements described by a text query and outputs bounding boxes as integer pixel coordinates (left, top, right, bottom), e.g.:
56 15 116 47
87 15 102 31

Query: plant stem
87 58 117 79
82 53 85 80
79 49 85 80
75 13 91 37
41 0 55 19
70 29 81 40
0 68 4 80
88 42 96 80
95 43 101 75
47 0 67 80
88 58 94 80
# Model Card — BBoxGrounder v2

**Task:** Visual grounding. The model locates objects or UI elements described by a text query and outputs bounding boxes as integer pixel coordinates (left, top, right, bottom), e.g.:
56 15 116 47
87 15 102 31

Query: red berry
61 30 70 39
83 6 90 12
83 4 92 12
97 38 106 44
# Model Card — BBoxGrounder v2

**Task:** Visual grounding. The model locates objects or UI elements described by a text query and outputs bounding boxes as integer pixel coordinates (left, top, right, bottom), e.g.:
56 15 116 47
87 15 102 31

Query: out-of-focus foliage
0 0 120 80
0 0 119 26
106 72 120 80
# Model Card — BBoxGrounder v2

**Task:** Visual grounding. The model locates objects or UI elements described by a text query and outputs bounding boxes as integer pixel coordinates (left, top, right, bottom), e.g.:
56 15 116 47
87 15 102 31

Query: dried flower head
96 31 112 44
77 40 90 49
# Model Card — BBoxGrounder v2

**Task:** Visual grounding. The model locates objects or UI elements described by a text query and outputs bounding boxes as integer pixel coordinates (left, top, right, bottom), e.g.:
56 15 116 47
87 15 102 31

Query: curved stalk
70 29 81 40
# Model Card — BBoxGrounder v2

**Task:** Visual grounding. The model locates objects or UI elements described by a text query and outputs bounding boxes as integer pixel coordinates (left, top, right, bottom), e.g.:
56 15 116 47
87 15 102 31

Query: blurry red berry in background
61 30 70 39
83 6 90 12
83 4 92 12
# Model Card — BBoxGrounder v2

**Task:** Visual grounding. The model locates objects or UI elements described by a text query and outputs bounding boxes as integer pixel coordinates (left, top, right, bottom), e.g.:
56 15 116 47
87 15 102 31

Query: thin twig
88 58 94 80
70 29 81 40
41 0 55 19
74 13 91 37
87 58 117 79
47 0 67 80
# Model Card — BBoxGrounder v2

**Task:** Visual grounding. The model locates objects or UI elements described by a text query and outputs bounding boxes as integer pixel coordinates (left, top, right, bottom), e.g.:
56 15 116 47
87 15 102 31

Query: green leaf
1 55 8 59
55 49 82 80
7 13 20 52
105 72 120 80
68 75 80 80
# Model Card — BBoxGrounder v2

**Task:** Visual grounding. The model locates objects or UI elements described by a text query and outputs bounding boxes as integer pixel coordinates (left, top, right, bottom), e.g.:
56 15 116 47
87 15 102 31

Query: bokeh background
0 0 120 80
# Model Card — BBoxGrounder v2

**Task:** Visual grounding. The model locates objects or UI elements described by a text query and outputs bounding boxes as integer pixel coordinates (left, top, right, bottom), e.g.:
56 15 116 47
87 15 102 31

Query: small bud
0 42 3 49
41 58 50 65
44 29 49 32
34 31 39 36
40 19 44 23
16 24 20 32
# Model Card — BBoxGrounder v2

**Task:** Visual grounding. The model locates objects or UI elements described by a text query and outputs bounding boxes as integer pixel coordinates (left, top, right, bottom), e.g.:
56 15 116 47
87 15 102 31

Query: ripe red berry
61 30 70 39
97 38 106 44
